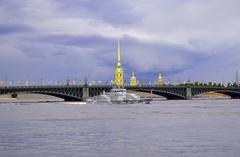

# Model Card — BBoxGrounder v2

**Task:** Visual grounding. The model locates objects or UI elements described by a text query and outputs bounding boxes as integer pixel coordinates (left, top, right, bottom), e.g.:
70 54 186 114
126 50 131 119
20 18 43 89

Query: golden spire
117 39 121 67
115 39 124 87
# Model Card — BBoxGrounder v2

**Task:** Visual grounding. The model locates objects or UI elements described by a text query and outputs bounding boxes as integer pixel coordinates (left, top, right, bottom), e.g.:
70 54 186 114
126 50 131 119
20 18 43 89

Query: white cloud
0 0 240 82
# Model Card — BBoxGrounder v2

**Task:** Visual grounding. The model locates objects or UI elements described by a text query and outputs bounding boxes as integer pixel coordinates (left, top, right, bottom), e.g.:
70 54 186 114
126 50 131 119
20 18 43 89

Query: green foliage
176 81 231 87
11 93 18 98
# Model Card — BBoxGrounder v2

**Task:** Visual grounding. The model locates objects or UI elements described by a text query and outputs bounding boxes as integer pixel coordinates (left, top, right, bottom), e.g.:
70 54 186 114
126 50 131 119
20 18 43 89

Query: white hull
87 88 152 104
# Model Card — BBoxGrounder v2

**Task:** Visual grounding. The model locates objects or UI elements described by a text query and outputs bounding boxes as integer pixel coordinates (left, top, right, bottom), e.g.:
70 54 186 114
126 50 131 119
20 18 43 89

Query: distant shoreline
0 99 63 104
0 93 63 103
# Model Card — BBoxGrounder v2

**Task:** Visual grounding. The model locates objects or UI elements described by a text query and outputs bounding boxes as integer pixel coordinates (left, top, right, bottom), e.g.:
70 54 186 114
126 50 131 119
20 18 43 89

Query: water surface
0 99 240 157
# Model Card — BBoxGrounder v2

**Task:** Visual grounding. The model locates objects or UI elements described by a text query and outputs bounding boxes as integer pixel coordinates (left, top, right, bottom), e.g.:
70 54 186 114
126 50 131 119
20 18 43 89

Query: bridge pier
186 87 192 100
82 87 89 101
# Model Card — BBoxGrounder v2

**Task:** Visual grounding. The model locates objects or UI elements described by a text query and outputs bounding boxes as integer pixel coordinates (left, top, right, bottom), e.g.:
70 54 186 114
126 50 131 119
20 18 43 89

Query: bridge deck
0 85 240 101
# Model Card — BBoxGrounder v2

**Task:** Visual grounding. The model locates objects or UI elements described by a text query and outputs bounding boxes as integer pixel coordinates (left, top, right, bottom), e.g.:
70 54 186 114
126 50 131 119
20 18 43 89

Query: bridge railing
0 84 239 89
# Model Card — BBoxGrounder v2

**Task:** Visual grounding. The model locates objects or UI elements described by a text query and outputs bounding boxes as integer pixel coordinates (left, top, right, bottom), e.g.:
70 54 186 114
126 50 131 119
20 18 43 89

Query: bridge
0 85 240 101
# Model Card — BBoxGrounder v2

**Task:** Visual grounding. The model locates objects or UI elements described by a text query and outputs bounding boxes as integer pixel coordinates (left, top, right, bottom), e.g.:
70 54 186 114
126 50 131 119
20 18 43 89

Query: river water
0 99 240 157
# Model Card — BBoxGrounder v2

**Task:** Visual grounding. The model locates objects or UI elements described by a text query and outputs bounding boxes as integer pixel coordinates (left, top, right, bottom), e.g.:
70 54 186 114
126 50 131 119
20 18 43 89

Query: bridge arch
31 92 82 101
192 89 240 99
133 89 186 100
1 91 82 101
216 91 240 99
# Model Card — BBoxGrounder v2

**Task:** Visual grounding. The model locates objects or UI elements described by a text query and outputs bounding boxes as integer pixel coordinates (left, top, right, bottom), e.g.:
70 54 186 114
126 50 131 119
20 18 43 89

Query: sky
0 0 240 83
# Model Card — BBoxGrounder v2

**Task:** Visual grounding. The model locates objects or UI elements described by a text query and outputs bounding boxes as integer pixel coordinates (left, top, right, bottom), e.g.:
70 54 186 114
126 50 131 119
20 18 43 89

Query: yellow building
130 72 138 86
157 73 164 86
114 40 124 87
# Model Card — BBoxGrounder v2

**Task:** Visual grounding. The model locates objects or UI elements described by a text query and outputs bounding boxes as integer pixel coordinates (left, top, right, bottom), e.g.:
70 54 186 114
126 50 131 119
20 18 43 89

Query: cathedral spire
115 39 124 87
117 39 121 67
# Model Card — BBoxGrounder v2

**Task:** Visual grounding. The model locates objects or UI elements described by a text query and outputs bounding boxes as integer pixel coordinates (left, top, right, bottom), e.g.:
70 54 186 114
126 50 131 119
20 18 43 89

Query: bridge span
0 85 240 101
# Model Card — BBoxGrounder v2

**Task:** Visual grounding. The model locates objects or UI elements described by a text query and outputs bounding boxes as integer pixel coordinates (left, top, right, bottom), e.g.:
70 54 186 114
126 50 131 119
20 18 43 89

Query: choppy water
0 99 240 157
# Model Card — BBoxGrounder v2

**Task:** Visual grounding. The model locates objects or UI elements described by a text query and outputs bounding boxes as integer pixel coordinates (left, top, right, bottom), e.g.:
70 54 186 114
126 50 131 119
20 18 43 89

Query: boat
87 88 152 104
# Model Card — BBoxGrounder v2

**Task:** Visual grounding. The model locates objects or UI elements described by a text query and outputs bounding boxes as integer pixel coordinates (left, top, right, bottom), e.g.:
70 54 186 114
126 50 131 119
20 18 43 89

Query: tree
11 93 18 98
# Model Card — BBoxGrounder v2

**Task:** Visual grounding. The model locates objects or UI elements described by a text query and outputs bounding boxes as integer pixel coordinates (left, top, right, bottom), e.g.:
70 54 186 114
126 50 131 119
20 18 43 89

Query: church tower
130 72 138 86
157 73 164 86
114 39 124 87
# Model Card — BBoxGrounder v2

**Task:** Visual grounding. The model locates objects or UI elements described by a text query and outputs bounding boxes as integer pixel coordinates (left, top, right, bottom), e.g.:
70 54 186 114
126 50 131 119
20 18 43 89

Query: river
0 99 240 157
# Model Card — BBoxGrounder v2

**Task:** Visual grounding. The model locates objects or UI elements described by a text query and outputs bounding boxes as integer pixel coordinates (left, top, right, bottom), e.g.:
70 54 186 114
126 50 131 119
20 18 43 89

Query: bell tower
157 73 164 86
130 72 138 86
114 39 124 87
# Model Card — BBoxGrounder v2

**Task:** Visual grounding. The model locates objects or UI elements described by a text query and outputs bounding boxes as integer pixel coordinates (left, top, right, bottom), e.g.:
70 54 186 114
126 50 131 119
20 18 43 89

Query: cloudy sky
0 0 240 83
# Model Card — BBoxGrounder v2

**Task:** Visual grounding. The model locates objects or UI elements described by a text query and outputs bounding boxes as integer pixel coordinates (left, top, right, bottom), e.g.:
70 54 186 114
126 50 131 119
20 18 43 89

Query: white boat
87 88 152 104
